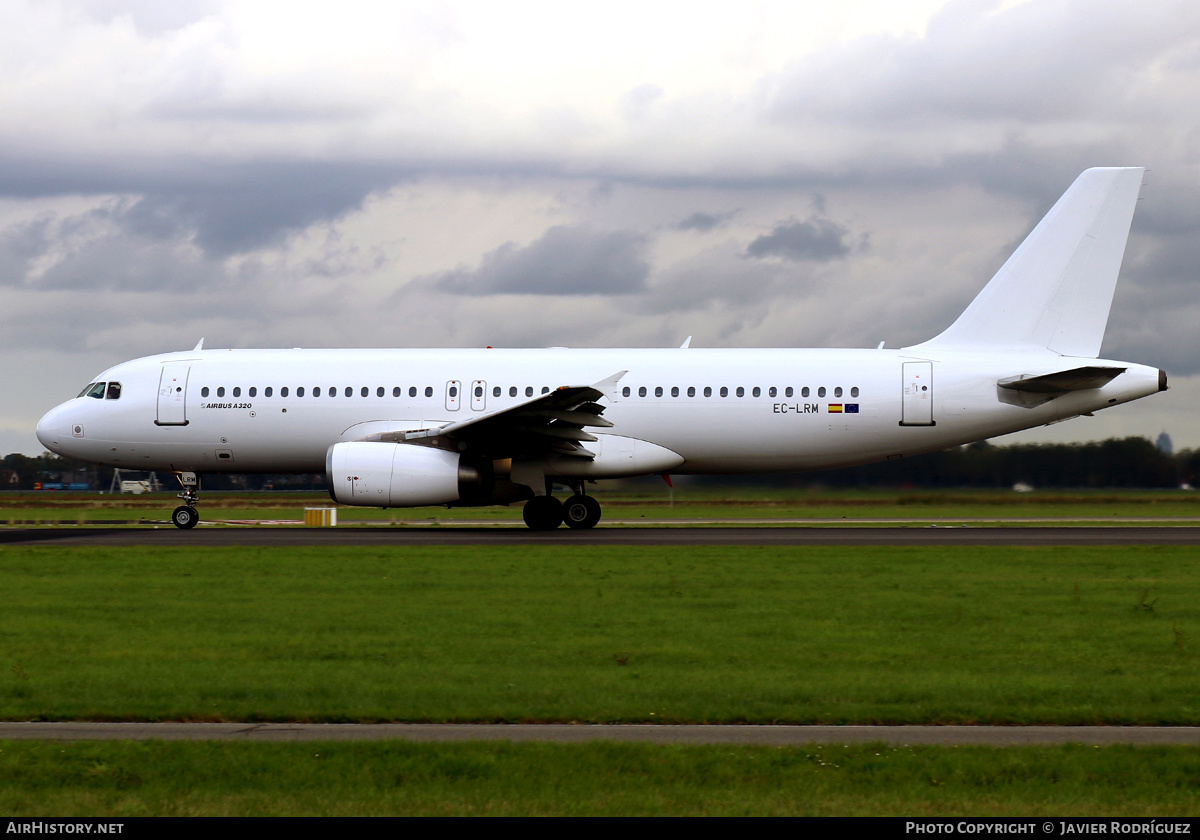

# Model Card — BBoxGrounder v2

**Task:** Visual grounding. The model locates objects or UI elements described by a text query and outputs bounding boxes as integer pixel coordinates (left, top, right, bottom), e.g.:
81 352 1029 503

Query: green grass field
3 544 1198 723
4 532 1199 815
3 740 1199 816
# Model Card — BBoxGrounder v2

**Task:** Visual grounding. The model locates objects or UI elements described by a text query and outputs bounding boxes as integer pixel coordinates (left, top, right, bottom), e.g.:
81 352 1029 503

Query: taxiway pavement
3 525 1200 546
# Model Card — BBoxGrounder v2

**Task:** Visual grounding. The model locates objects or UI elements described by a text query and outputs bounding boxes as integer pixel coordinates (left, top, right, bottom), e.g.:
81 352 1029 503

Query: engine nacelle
326 441 490 507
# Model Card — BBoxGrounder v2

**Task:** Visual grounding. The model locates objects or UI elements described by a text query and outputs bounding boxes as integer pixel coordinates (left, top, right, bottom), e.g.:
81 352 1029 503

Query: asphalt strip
2 723 1199 746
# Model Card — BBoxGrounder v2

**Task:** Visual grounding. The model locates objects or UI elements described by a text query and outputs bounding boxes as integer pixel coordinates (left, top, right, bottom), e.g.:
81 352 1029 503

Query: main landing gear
172 471 200 530
522 486 602 530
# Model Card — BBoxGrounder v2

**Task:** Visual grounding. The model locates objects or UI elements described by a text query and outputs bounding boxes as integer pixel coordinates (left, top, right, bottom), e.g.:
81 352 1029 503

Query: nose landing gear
172 504 199 529
172 471 200 530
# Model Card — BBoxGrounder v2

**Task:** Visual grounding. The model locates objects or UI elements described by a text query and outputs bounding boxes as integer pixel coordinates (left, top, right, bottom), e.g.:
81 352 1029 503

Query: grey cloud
435 225 651 296
0 214 56 284
0 159 412 258
745 217 855 262
677 211 737 233
36 236 217 293
0 199 216 292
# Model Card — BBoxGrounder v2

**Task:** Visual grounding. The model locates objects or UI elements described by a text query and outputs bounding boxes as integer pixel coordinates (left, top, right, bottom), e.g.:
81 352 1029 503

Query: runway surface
4 525 1200 546
3 722 1200 746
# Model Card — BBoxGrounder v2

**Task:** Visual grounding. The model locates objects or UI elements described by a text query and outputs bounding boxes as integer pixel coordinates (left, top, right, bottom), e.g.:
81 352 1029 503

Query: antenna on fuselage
679 336 692 349
193 338 204 351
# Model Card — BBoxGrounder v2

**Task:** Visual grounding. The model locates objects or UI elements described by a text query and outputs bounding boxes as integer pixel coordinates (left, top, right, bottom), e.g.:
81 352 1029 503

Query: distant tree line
3 437 1199 492
0 453 326 493
701 437 1198 489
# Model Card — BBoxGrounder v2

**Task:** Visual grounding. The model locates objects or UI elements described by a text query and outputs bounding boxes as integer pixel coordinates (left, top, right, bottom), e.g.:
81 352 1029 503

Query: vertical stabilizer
912 167 1144 357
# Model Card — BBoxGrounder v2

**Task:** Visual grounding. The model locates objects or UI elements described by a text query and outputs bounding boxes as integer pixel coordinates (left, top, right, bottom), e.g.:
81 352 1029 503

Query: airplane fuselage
37 346 1164 478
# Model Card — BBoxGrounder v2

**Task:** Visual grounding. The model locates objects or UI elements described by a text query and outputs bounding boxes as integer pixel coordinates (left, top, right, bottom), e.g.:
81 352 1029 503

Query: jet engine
326 441 491 507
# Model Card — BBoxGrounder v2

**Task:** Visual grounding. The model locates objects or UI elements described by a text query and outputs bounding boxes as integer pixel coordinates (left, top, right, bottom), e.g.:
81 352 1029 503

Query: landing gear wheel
522 496 563 530
172 505 199 530
562 494 602 529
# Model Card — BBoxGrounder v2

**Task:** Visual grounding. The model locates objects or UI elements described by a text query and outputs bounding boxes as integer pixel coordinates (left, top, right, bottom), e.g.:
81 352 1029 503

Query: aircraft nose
36 404 67 454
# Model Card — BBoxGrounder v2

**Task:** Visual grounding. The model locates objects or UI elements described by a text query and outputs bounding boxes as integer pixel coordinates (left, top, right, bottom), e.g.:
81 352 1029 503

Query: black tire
522 496 563 530
172 505 199 529
563 494 602 529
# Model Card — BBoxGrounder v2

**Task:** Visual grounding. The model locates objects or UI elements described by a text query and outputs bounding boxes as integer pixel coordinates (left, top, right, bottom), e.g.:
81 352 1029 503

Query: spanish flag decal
828 404 843 413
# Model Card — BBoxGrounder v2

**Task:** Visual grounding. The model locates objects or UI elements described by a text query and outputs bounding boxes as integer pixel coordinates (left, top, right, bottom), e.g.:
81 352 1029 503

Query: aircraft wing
355 371 626 460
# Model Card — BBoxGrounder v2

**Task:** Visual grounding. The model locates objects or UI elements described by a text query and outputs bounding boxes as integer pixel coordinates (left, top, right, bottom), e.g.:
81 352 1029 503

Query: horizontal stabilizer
996 365 1126 409
998 366 1126 394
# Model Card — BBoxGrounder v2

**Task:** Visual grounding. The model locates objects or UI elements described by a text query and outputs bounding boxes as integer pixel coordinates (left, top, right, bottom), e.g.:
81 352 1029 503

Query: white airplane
36 167 1165 530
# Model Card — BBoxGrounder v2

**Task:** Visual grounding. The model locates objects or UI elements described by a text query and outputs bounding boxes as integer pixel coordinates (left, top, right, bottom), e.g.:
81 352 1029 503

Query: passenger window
752 386 760 397
622 386 631 397
671 386 679 397
249 387 257 397
720 387 728 397
655 386 664 397
348 387 356 397
834 387 843 398
638 386 647 397
736 386 744 397
449 386 458 398
265 387 273 397
106 382 122 400
493 386 500 397
704 387 712 397
525 387 534 397
233 387 241 397
786 387 794 398
217 387 225 397
818 387 826 398
425 386 433 397
801 387 809 398
201 387 210 397
314 387 322 397
687 386 695 397
281 387 289 397
851 386 859 398
509 386 517 397
391 387 400 397
541 387 550 394
409 387 417 397
769 386 777 397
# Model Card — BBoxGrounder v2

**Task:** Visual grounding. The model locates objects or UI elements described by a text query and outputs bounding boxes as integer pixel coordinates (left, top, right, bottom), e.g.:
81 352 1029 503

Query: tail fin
912 167 1144 357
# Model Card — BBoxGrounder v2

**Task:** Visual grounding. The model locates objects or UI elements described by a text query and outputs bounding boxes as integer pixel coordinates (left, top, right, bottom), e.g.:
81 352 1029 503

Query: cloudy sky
3 0 1199 457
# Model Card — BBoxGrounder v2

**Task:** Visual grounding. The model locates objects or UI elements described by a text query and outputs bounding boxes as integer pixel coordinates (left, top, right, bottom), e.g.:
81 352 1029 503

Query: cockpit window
83 382 107 399
106 382 122 400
